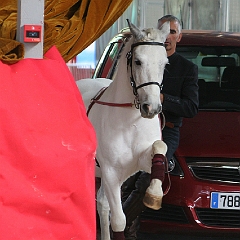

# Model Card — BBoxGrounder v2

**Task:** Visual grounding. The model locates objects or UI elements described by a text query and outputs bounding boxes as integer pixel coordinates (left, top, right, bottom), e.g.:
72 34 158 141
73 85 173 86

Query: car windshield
177 46 240 111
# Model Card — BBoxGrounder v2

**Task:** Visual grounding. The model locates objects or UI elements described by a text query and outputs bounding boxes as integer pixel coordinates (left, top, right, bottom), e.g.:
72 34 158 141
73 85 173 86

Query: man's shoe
124 217 140 240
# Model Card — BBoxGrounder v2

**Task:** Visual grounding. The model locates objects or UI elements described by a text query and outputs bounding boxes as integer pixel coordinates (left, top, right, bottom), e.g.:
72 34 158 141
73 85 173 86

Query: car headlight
168 155 184 177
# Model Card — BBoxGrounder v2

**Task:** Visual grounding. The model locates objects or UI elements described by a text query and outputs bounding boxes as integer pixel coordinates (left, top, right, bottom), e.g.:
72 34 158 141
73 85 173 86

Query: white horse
77 20 170 240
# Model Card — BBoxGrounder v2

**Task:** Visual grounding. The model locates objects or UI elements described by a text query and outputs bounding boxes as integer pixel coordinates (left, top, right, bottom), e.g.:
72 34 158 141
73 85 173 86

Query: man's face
158 20 182 56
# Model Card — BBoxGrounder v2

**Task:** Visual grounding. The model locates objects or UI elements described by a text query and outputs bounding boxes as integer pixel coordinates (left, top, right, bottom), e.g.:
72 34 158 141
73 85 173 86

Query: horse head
127 20 170 118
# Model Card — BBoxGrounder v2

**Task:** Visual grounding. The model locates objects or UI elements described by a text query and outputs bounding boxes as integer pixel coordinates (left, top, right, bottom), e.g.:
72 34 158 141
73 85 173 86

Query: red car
93 29 240 237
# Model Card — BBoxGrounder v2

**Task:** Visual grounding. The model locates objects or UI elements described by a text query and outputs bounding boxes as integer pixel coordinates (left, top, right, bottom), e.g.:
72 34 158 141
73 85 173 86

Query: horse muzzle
140 103 162 118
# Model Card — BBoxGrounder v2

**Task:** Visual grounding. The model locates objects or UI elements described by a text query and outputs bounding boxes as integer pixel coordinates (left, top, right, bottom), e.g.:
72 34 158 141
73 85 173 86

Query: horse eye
135 60 141 66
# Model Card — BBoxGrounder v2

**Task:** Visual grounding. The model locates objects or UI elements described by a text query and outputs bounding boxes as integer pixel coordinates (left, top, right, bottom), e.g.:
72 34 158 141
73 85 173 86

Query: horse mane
117 35 131 61
141 27 161 42
111 36 133 80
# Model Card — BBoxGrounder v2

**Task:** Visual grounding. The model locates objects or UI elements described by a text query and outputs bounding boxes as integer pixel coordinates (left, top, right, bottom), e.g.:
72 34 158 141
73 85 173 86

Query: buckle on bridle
134 96 140 109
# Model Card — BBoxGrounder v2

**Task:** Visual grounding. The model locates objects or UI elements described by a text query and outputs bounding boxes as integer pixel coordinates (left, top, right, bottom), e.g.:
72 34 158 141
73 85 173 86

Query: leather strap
87 87 134 116
87 87 107 116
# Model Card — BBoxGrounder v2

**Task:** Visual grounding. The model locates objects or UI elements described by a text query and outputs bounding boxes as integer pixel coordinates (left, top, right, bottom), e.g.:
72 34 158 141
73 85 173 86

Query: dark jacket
162 52 199 127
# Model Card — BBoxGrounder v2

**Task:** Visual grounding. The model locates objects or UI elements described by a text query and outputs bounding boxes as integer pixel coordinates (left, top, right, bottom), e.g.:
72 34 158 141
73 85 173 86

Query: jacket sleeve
162 64 199 118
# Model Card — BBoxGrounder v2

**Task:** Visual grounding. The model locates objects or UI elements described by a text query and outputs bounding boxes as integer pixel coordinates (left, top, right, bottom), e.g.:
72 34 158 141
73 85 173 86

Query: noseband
126 41 165 107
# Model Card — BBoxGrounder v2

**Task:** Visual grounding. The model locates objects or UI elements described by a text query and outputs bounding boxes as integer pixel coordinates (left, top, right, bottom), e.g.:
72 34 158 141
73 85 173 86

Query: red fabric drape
0 46 97 239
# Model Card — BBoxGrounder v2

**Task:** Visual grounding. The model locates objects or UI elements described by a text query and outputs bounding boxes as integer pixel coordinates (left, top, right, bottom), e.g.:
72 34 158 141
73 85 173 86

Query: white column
16 0 44 59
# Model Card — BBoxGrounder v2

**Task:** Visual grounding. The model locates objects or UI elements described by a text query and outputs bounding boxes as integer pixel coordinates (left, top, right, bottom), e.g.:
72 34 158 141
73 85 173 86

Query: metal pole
16 0 44 59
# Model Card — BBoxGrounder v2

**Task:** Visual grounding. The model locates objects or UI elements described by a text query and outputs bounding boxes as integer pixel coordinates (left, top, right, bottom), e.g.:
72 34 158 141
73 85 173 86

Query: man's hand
160 93 164 103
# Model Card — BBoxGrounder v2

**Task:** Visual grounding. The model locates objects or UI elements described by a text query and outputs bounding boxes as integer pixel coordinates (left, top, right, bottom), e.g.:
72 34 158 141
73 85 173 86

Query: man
122 15 199 239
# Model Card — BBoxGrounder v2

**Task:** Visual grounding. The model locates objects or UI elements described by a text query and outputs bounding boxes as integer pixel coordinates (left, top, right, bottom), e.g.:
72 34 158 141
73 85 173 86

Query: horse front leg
104 175 126 240
143 139 167 210
97 185 111 240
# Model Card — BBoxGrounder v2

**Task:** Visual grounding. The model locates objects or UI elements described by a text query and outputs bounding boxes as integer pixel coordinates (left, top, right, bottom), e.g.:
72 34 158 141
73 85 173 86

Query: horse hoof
152 140 167 155
143 191 162 210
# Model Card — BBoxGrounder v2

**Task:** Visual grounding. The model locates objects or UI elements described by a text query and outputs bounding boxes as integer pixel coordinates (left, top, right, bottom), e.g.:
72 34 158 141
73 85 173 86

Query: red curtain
0 46 97 239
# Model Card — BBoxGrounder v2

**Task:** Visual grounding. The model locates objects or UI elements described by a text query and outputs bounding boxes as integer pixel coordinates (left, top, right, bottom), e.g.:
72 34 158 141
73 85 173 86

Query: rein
88 86 166 131
87 87 135 116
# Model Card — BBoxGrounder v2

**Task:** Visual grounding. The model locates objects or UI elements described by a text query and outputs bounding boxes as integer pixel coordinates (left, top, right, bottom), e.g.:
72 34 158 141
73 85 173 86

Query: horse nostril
142 103 150 113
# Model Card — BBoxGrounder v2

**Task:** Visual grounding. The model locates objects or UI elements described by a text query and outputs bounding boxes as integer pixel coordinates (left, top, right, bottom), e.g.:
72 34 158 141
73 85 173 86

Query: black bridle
126 41 165 108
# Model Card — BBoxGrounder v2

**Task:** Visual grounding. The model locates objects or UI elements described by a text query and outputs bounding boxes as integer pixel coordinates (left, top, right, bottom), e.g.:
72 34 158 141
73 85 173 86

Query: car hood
176 111 240 158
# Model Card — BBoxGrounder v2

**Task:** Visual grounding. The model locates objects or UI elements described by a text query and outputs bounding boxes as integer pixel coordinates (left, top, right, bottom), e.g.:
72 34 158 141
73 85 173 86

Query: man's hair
158 15 182 33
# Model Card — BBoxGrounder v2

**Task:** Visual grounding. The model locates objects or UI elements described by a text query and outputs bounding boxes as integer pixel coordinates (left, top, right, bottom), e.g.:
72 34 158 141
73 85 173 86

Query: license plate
211 192 240 210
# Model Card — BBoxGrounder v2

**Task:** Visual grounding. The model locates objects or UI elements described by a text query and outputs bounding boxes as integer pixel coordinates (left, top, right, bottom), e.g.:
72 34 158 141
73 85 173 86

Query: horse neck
106 38 134 102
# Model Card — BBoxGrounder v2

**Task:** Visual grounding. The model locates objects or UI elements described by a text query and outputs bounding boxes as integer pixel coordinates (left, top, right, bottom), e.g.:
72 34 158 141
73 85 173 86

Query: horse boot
112 231 125 240
143 140 167 210
143 154 166 210
122 172 151 240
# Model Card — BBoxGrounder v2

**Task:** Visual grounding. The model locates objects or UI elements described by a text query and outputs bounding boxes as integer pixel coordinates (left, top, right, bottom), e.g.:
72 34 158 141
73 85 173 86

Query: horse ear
158 21 170 42
126 19 145 41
